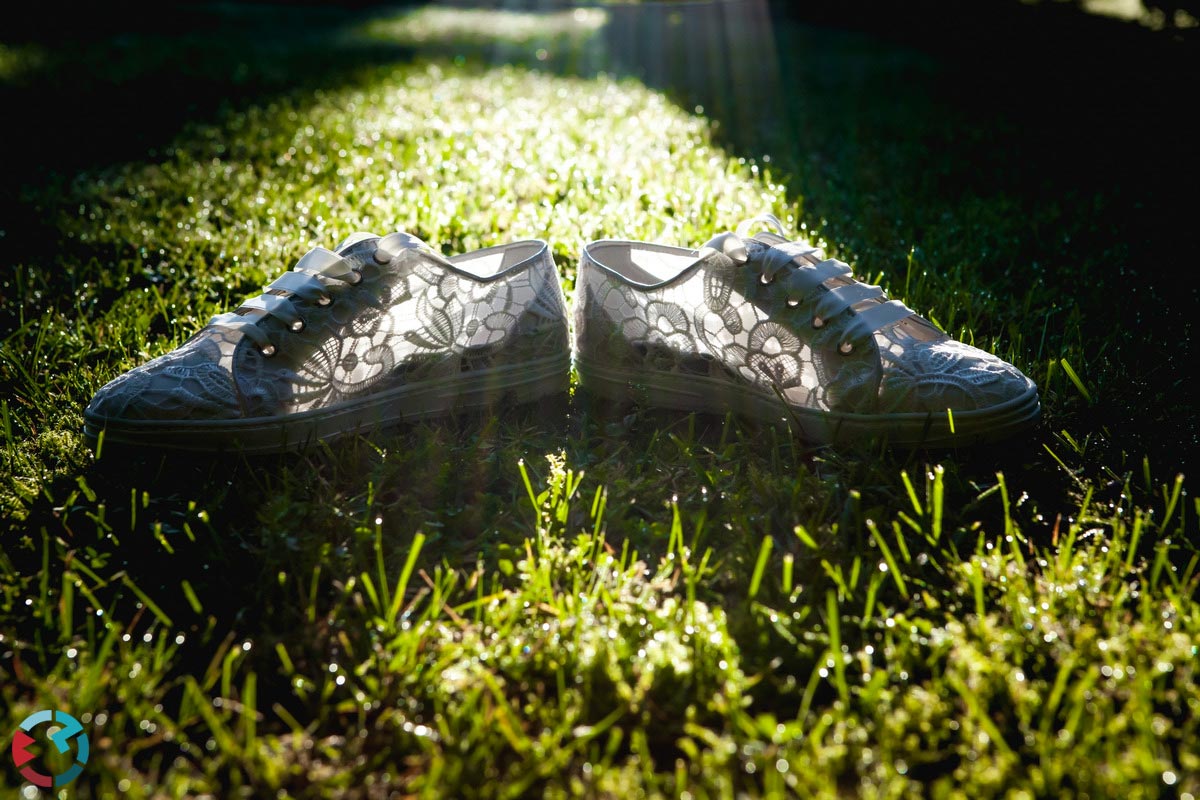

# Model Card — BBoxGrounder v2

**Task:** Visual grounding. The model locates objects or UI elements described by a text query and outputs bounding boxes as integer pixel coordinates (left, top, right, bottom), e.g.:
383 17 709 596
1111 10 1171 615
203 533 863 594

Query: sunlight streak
367 1 788 152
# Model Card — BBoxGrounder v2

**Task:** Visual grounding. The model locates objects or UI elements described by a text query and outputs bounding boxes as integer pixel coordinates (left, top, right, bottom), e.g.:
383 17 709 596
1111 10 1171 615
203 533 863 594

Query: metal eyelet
838 341 853 355
261 344 277 357
291 319 305 332
760 272 773 285
347 269 363 285
786 298 800 308
373 248 392 265
316 294 332 306
812 316 824 329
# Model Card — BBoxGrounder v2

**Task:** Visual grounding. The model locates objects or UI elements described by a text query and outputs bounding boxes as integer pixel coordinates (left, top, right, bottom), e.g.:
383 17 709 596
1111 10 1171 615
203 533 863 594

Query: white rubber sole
575 356 1041 448
83 355 570 454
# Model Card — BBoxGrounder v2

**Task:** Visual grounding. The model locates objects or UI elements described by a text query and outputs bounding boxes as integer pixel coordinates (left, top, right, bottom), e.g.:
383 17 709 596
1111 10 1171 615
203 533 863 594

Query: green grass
2 3 1198 798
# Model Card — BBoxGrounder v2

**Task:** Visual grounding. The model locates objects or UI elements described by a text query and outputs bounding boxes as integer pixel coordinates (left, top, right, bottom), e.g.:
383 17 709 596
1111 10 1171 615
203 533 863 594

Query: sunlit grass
1 3 1197 798
362 6 608 47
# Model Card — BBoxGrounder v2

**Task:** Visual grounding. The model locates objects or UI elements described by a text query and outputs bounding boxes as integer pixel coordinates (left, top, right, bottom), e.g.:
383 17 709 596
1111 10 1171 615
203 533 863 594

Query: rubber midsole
84 354 570 452
575 356 1040 446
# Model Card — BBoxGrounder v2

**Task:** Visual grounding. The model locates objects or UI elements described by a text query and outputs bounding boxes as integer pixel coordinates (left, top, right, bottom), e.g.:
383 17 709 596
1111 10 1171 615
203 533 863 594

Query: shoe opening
451 241 545 279
586 241 698 287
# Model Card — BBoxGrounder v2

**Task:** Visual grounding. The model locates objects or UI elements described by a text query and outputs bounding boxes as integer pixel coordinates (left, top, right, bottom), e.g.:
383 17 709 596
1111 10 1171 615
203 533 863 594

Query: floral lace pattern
575 230 1034 415
875 337 1028 413
87 236 569 422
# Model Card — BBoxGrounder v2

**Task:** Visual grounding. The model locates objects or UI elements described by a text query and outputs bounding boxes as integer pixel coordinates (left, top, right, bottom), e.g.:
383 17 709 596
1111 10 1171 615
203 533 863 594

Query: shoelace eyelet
812 316 824 329
838 341 853 355
347 269 363 285
261 344 277 357
291 319 305 332
316 294 332 306
786 298 800 308
373 248 392 265
760 273 773 285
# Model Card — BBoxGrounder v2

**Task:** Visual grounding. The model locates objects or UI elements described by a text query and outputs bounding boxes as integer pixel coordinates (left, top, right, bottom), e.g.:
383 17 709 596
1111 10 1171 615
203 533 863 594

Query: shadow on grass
6 0 1196 411
0 3 421 211
2 0 1193 669
2 0 1174 575
2 8 1197 795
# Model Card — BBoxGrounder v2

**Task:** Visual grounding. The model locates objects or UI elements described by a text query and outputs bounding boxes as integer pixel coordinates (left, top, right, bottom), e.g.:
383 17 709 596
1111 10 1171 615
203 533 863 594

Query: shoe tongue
294 246 343 273
333 230 451 266
750 232 786 245
697 231 749 264
334 231 380 253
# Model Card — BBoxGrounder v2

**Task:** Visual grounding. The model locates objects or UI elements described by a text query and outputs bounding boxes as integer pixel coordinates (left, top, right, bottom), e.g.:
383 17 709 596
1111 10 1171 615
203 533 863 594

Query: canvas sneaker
572 214 1040 447
84 231 570 452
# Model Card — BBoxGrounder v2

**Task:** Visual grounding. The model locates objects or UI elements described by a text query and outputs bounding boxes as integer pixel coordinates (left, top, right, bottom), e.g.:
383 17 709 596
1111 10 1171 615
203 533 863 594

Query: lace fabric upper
574 215 1035 415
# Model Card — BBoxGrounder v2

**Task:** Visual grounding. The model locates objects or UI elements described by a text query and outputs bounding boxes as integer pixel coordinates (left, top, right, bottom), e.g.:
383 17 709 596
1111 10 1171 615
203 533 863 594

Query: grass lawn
1 2 1197 797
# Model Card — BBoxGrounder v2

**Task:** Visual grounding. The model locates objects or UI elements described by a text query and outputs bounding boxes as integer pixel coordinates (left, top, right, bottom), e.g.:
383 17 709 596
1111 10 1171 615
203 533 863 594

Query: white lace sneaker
84 231 570 452
572 214 1040 447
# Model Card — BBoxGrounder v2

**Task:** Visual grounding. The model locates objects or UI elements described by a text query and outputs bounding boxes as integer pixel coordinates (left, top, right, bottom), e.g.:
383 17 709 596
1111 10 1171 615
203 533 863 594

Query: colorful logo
10 710 90 788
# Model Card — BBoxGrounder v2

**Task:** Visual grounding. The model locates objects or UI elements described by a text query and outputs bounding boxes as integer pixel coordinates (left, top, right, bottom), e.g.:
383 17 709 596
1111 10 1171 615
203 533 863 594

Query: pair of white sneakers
83 215 1040 453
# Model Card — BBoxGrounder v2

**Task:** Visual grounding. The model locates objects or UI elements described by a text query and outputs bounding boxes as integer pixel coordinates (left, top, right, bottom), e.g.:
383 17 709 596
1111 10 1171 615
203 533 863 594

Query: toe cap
85 342 242 423
879 339 1036 413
